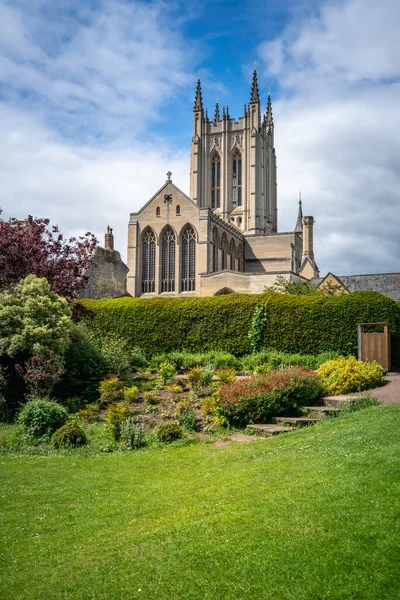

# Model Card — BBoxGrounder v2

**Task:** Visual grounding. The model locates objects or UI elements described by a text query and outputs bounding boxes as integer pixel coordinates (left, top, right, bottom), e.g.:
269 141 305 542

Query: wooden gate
358 322 391 371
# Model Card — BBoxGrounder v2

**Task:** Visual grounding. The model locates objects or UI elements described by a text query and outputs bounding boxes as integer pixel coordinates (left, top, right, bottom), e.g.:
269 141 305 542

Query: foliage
123 385 139 403
52 421 87 448
157 361 176 384
338 395 381 413
317 356 385 395
241 349 340 372
16 348 64 397
78 403 100 421
215 368 236 385
143 391 158 405
130 347 148 369
201 395 217 415
104 402 128 441
0 275 72 357
264 275 321 296
248 304 268 352
0 210 97 299
216 367 323 426
175 400 197 431
166 383 184 394
187 365 214 390
76 292 400 365
55 324 108 404
18 399 69 439
99 376 125 405
86 330 133 382
120 419 145 449
156 421 183 443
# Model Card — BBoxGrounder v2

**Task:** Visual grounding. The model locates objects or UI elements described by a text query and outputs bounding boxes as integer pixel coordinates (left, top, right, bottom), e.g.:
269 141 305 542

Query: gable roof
315 272 348 290
130 181 198 217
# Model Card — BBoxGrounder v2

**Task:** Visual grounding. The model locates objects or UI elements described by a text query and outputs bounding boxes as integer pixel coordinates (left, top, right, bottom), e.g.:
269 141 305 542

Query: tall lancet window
211 154 221 209
161 227 176 292
142 228 156 293
230 239 236 270
232 151 242 208
181 226 196 291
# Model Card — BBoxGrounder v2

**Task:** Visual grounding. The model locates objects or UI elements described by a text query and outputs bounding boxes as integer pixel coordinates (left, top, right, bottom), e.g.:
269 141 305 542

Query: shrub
78 402 100 421
175 400 197 431
157 361 176 384
187 368 203 389
76 292 400 365
104 402 128 441
16 348 64 398
216 367 323 427
143 391 159 405
52 422 87 448
99 376 125 405
215 368 236 385
18 399 69 439
124 385 139 403
187 365 214 390
201 395 216 415
130 347 148 369
120 419 144 449
167 383 184 394
317 356 385 396
156 421 183 443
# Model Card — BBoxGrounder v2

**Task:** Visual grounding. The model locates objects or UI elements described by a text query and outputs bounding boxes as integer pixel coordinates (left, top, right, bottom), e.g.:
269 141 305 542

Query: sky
0 0 399 276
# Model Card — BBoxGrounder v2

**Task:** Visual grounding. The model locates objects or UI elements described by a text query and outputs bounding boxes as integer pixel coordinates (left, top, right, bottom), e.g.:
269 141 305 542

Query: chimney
302 216 314 261
105 225 114 250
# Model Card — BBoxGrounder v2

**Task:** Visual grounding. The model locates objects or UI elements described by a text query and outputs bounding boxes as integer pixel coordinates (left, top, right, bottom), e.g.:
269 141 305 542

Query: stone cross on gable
166 171 172 183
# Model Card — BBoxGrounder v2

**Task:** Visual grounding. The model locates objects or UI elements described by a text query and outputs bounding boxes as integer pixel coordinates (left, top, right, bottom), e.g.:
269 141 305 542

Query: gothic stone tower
190 69 277 235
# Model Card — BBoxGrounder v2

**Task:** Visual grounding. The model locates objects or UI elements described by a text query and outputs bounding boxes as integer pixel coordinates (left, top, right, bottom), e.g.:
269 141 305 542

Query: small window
176 205 181 216
156 206 161 217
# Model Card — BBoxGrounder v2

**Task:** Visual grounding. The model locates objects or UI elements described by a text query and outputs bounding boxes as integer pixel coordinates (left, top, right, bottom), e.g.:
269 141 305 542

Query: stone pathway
323 373 400 405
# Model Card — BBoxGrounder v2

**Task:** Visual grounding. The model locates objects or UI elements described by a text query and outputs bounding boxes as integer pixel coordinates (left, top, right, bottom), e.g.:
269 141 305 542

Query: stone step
322 395 360 408
274 416 317 426
302 406 338 419
247 423 292 436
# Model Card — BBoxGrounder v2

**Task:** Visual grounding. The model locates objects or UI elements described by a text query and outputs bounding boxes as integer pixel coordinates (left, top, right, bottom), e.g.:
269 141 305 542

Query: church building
126 69 319 297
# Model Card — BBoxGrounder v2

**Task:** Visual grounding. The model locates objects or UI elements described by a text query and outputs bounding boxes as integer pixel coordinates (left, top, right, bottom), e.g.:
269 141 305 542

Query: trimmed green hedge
76 292 400 365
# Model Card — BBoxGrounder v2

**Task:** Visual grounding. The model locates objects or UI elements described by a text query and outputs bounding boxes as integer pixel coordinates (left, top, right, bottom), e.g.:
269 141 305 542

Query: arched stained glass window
212 227 219 272
232 151 242 208
211 154 221 209
161 227 176 292
181 226 196 292
221 233 227 270
142 228 156 293
230 239 236 270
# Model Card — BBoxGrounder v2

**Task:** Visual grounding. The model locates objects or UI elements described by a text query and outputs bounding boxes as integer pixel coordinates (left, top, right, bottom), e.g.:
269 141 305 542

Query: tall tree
0 210 97 298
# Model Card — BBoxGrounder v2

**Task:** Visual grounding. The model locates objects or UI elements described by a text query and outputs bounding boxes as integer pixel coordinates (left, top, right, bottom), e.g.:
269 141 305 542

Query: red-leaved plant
0 210 97 299
16 349 65 398
216 366 323 426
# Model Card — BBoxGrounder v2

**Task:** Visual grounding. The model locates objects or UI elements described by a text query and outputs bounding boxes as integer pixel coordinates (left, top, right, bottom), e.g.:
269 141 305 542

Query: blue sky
1 0 399 276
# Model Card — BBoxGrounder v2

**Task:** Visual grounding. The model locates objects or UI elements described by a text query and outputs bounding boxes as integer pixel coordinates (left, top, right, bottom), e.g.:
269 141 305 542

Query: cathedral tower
189 69 277 235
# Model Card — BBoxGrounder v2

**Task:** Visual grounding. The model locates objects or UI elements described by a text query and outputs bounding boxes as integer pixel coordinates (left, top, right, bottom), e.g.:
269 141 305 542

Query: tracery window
230 239 236 270
211 154 221 209
161 227 176 292
221 233 227 270
212 227 219 272
232 151 242 208
181 226 196 291
141 228 156 293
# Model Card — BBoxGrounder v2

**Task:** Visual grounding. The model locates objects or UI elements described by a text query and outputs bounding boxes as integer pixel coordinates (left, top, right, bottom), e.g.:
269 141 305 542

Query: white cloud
258 0 400 275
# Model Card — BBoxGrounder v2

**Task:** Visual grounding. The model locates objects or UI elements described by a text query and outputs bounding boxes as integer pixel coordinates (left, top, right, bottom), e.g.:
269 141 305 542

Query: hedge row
76 291 400 365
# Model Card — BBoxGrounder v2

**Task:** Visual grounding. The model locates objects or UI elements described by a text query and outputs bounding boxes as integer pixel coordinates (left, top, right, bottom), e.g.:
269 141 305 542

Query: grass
1 405 400 600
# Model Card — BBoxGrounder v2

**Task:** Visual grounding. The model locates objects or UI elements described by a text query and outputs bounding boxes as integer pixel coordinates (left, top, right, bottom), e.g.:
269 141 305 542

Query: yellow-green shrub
317 356 385 396
99 375 125 405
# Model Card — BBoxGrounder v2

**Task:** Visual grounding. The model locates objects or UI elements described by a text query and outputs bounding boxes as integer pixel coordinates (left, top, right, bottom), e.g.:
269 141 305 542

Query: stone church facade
126 70 319 298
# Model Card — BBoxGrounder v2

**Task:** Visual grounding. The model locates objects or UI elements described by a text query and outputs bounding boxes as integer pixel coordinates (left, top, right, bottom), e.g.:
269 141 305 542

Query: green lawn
1 405 400 600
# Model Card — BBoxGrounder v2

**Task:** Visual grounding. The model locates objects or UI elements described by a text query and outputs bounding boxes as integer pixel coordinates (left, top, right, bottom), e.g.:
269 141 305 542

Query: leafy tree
0 275 72 357
264 275 321 296
0 210 97 299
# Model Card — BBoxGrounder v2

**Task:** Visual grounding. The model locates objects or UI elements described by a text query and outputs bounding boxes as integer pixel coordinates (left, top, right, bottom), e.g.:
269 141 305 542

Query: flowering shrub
216 367 323 427
16 348 64 397
317 356 385 396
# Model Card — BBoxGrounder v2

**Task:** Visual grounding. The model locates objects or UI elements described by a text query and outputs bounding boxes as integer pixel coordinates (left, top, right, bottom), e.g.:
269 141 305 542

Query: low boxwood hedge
75 291 400 365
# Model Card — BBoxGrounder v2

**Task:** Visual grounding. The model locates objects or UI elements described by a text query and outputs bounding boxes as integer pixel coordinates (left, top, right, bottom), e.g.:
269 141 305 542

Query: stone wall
77 246 129 299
